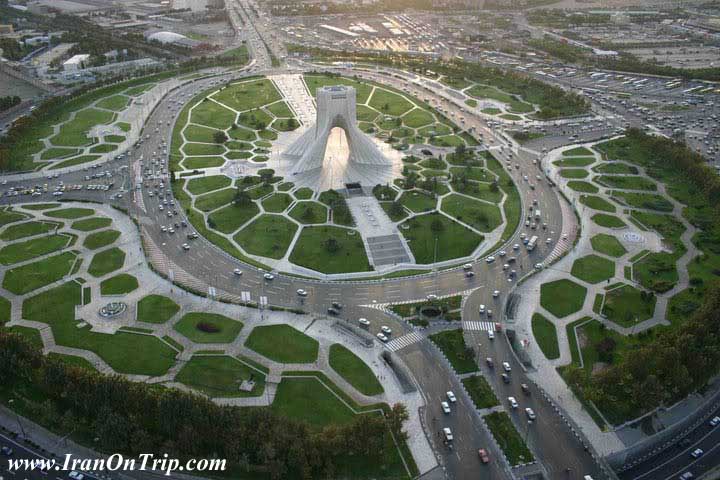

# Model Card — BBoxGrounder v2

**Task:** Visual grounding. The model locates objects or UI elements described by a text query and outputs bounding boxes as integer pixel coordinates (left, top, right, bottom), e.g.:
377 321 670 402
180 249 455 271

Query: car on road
521 383 531 395
327 308 339 316
263 273 274 280
69 472 85 480
501 373 510 384
486 357 494 368
426 294 437 301
479 304 486 314
498 250 506 257
446 391 456 403
381 325 392 335
710 416 720 427
691 448 704 458
502 361 511 372
181 243 190 251
525 407 536 420
478 448 490 464
296 289 308 297
233 269 243 276
331 301 343 309
358 318 370 327
485 256 495 263
679 472 694 479
488 330 495 340
441 401 451 414
463 263 473 270
443 427 453 442
376 332 388 342
465 271 475 278
0 446 12 456
508 397 518 409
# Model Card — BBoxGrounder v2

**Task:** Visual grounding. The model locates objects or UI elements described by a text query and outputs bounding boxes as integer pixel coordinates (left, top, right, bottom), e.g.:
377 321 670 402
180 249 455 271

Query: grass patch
440 194 502 232
100 273 138 295
429 329 477 374
0 233 70 265
591 234 627 257
531 313 559 360
186 175 232 195
462 375 499 408
83 230 120 250
71 217 111 231
174 312 243 343
401 212 482 264
234 214 297 259
288 201 327 224
571 254 615 284
484 412 534 466
176 355 265 398
2 251 76 295
45 208 94 219
540 279 587 318
602 284 656 327
567 181 598 194
87 247 125 277
596 175 656 191
261 193 292 213
591 213 625 228
579 195 616 213
289 226 371 274
329 344 384 396
245 324 319 363
136 295 180 324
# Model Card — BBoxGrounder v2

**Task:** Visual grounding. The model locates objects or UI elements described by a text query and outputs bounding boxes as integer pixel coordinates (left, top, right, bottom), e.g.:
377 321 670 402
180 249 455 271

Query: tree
234 188 251 207
323 237 340 253
213 131 228 144
389 201 404 219
431 218 444 232
386 403 409 441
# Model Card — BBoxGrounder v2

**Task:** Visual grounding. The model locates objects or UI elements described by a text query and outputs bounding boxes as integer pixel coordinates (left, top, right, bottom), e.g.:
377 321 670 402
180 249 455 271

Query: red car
478 448 490 464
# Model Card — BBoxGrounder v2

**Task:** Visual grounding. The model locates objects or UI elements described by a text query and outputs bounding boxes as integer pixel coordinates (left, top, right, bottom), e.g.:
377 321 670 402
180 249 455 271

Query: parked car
443 427 453 442
376 333 388 342
358 318 370 327
446 391 457 403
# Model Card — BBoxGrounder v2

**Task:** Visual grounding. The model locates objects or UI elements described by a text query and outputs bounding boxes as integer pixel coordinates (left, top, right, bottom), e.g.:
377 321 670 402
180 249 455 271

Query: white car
441 401 451 414
485 256 495 263
443 427 453 441
502 361 511 372
446 391 457 403
426 294 438 301
488 330 495 340
498 250 506 257
463 263 473 270
263 273 275 281
525 407 536 420
69 472 85 480
691 448 703 459
233 268 243 276
508 397 518 409
492 290 500 298
296 289 308 297
358 318 370 327
710 416 720 427
381 325 392 335
181 243 190 251
479 304 486 314
376 332 389 343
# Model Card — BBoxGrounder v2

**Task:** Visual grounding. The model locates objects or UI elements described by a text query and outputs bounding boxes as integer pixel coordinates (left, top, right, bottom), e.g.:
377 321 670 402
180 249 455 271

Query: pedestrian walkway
385 331 423 352
462 320 495 331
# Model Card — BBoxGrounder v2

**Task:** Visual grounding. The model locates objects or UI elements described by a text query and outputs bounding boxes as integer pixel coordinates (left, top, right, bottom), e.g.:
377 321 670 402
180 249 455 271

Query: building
63 54 90 71
284 86 391 174
171 0 208 12
0 25 13 34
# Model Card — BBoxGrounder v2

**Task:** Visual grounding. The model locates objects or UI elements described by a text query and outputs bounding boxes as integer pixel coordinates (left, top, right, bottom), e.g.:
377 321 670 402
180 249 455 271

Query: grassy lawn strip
233 214 297 259
462 375 499 409
174 312 243 343
2 251 77 295
71 217 112 231
591 234 627 257
289 225 371 274
136 295 180 323
0 234 70 265
592 214 625 228
88 247 125 277
45 208 95 219
176 355 265 398
0 221 57 241
571 254 615 284
484 412 534 466
245 324 319 363
531 313 559 360
429 329 477 374
540 279 587 318
401 212 482 264
329 344 384 396
602 284 656 327
100 274 138 295
83 230 120 250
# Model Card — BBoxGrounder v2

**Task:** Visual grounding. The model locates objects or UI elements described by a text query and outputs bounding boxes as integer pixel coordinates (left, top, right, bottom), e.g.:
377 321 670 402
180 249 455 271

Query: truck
527 236 538 251
534 209 541 220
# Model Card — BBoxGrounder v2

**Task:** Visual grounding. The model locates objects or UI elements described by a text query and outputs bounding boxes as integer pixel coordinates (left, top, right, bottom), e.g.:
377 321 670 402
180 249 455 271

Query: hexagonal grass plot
261 193 293 213
208 202 260 234
136 294 180 324
176 355 265 398
83 230 121 250
100 273 138 295
2 251 78 295
88 247 125 277
540 279 587 318
174 312 243 343
186 175 232 195
601 284 656 327
22 281 176 376
189 100 236 129
288 201 328 224
571 254 615 284
440 194 502 233
329 344 384 396
591 234 627 258
244 324 319 363
289 225 371 274
401 212 483 264
230 214 297 259
591 213 626 229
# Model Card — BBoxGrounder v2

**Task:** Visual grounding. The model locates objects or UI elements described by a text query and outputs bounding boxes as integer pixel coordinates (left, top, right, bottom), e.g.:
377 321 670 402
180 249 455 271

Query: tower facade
284 86 391 174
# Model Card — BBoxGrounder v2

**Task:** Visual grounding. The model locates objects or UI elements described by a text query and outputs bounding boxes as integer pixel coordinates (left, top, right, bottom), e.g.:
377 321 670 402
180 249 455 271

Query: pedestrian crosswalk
462 321 496 332
384 331 423 352
240 291 251 302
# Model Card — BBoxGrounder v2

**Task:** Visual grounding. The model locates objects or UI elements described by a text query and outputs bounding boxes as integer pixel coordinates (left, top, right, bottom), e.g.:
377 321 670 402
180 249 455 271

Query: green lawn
559 169 589 179
233 214 298 259
272 376 357 427
0 234 70 265
596 175 656 191
261 193 292 213
173 312 243 343
571 254 615 284
245 324 319 363
634 252 679 293
579 195 616 213
47 353 97 371
2 251 77 295
329 344 384 396
189 100 236 129
266 101 294 118
207 202 260 234
96 95 129 112
100 273 138 295
403 108 435 128
611 191 673 212
429 329 477 374
87 247 125 277
602 284 656 327
399 191 437 213
183 124 220 143
531 313 559 360
288 201 328 224
45 208 95 219
440 194 502 232
182 143 226 156
71 217 112 231
484 412 534 465
563 147 593 156
554 157 595 167
0 209 26 226
186 175 232 195
23 282 176 376
593 163 638 175
182 156 225 169
83 230 120 250
540 279 587 318
289 225 371 274
0 295 10 324
212 79 282 111
462 375 499 408
567 181 599 194
400 213 483 264
51 108 115 147
591 214 626 228
136 295 180 324
294 187 313 200
591 234 627 258
194 188 235 212
176 355 265 398
0 221 56 240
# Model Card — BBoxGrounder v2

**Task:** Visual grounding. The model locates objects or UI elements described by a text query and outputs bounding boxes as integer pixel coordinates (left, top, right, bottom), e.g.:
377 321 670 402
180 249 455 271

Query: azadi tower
284 85 391 174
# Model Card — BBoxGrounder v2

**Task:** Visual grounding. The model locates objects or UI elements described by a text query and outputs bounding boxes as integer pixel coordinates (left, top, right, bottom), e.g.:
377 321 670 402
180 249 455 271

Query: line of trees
0 331 410 479
0 95 21 112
